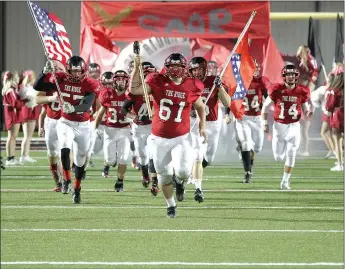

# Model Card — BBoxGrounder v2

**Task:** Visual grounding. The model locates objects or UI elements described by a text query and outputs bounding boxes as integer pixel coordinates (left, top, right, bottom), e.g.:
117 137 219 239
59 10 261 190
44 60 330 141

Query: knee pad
241 141 251 152
285 155 296 167
157 174 173 185
149 159 156 173
60 148 71 171
194 148 203 162
130 141 135 151
47 149 59 158
75 165 85 180
274 155 285 162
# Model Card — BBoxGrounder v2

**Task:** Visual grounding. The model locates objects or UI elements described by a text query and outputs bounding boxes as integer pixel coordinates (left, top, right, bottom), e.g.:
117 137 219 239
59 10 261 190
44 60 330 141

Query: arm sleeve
74 92 95 113
33 73 56 92
121 99 136 115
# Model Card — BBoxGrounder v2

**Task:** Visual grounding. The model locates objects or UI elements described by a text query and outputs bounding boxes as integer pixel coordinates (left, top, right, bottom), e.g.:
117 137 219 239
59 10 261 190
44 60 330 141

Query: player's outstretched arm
121 99 136 120
129 56 152 96
194 97 208 143
94 106 106 129
36 91 58 105
261 96 273 133
38 106 46 137
217 86 231 107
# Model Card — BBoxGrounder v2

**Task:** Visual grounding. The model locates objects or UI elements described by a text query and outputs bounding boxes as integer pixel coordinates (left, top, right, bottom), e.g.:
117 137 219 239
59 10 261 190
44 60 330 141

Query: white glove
43 60 54 74
62 102 75 114
47 92 59 102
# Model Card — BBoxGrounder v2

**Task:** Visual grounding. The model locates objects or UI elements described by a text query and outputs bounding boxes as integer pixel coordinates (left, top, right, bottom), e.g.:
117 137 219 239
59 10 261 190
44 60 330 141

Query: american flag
29 1 72 64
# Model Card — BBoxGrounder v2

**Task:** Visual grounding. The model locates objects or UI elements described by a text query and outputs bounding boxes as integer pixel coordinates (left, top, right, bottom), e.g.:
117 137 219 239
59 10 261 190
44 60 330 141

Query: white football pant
103 126 131 165
272 121 301 167
89 124 104 157
190 117 203 161
132 123 152 165
44 117 60 157
203 120 222 164
57 118 91 167
235 115 264 153
149 133 193 185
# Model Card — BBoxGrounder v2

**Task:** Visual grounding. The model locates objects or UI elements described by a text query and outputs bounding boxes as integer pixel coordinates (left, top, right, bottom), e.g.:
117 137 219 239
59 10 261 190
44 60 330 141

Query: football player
188 57 231 202
262 64 312 190
35 60 65 192
235 60 269 183
94 70 131 192
121 62 157 193
34 56 98 203
130 53 207 218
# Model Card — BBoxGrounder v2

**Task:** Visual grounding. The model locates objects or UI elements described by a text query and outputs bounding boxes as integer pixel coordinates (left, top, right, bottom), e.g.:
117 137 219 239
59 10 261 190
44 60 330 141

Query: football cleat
102 166 110 178
167 206 177 218
114 180 124 192
53 183 62 192
243 172 252 184
150 178 159 196
194 188 204 203
174 179 185 202
141 176 150 188
280 180 291 190
61 180 71 194
72 188 81 204
330 164 344 172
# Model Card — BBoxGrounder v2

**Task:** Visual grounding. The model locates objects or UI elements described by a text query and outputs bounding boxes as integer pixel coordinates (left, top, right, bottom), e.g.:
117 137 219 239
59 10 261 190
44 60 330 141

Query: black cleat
194 188 204 203
167 206 177 218
150 178 159 196
62 180 71 194
72 188 81 204
141 176 150 188
243 172 252 184
114 180 124 192
174 179 185 202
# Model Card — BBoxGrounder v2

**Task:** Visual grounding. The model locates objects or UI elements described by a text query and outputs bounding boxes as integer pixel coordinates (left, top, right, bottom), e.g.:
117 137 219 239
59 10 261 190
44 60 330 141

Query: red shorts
4 107 23 130
21 105 41 122
330 108 344 132
321 113 331 123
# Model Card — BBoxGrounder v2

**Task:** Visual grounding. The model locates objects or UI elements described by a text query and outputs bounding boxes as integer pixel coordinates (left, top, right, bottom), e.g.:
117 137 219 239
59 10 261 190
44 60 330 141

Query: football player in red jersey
121 62 157 193
262 64 312 190
36 60 65 192
34 56 98 203
87 63 102 168
94 70 132 192
188 57 231 202
235 60 269 183
88 63 101 80
130 53 207 218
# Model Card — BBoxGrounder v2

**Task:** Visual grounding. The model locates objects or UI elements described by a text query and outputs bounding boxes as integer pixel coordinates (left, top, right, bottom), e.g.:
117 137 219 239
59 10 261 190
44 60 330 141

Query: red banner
81 1 271 41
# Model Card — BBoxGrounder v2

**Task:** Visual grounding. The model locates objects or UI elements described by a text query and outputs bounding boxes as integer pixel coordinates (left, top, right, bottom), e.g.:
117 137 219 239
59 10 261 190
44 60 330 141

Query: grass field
1 151 344 269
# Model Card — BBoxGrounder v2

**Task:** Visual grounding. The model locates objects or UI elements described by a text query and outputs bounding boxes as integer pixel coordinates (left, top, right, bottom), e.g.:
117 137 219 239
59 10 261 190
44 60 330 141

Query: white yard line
1 188 343 193
1 205 343 210
1 228 343 233
1 175 343 179
1 261 343 267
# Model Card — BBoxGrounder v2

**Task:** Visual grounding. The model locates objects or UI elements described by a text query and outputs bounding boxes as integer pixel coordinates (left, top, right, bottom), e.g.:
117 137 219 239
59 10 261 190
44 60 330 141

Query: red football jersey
146 73 203 138
44 73 99 122
270 83 310 124
244 77 268 116
126 92 153 125
99 89 130 128
202 76 219 121
44 90 61 120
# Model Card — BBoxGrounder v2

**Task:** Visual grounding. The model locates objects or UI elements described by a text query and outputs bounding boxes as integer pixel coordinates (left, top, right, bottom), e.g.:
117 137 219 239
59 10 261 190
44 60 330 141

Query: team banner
81 1 270 40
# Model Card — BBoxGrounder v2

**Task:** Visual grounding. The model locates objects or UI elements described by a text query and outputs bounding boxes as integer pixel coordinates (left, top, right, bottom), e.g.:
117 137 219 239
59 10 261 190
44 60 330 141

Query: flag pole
27 0 66 104
190 11 257 130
